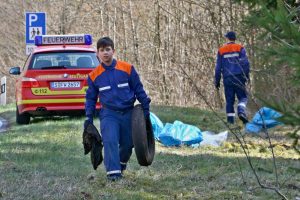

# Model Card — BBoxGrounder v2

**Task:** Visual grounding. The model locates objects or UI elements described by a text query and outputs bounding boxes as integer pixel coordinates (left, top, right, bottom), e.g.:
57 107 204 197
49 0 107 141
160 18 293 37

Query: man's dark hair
97 37 114 50
224 31 236 41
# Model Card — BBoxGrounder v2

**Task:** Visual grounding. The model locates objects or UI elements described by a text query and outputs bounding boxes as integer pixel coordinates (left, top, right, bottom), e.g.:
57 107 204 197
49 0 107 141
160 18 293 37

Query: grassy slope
0 104 299 200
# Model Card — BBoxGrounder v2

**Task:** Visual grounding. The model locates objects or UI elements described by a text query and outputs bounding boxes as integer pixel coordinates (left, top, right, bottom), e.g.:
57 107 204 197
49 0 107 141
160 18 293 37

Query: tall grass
0 104 299 199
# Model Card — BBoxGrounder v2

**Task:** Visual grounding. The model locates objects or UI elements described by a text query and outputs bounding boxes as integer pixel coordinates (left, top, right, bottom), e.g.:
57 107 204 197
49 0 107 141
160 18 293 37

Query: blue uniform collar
102 59 116 70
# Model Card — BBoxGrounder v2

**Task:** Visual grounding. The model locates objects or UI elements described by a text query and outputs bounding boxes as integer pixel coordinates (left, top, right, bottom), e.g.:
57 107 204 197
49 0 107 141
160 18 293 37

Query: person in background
84 37 151 181
214 31 250 124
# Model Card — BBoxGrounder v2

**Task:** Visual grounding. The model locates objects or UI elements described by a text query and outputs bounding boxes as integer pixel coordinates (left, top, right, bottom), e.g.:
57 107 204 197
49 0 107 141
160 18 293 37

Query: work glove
246 75 250 85
144 110 150 120
215 82 220 90
246 78 250 85
84 114 93 130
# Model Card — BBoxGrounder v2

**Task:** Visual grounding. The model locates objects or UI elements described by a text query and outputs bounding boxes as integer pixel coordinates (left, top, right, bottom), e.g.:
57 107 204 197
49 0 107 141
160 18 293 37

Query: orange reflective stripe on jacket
89 61 132 82
219 43 243 55
115 61 132 75
89 65 105 82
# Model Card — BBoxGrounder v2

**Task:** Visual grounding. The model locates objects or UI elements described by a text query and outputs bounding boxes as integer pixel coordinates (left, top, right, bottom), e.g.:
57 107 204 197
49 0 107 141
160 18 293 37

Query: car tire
131 104 155 166
16 106 30 125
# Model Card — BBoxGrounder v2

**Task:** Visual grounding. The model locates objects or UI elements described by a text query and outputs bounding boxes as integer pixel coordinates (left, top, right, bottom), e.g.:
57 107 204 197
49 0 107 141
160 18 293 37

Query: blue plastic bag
158 121 203 146
150 112 164 140
246 107 283 133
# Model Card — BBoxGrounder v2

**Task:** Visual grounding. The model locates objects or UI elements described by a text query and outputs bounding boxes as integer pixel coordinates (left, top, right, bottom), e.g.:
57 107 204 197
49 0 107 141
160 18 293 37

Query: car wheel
131 104 155 166
16 105 30 125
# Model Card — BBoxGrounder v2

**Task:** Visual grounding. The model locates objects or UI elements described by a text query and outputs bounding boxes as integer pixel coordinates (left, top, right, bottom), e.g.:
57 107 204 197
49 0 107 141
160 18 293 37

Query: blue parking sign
25 12 46 44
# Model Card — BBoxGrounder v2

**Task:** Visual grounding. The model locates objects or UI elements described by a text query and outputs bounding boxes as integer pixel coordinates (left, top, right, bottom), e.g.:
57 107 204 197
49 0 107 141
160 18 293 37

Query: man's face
97 46 115 64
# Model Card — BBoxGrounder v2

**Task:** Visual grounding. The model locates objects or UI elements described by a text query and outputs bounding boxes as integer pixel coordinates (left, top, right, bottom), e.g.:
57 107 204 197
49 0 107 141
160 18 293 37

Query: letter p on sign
29 14 38 26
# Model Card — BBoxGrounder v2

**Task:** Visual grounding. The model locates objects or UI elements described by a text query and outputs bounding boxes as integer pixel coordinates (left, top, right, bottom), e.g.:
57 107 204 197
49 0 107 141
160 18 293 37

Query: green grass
0 104 299 200
151 105 226 132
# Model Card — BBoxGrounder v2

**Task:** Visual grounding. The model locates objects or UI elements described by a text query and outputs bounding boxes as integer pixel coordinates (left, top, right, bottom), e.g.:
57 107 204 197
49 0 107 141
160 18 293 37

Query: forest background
0 0 299 113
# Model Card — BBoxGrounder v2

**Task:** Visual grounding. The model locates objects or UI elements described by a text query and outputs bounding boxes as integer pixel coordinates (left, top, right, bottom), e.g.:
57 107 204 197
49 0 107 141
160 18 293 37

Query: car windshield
29 51 99 69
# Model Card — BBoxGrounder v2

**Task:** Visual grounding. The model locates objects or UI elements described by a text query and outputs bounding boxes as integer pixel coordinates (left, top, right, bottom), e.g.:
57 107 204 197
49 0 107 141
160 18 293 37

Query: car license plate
50 81 80 89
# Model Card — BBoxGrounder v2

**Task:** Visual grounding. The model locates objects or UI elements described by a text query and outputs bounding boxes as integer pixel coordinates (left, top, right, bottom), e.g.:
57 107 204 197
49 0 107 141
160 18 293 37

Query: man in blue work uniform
85 37 151 181
214 31 250 124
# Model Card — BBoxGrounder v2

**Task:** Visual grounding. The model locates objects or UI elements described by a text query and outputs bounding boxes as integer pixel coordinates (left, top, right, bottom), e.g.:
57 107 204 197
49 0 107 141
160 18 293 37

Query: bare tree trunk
229 0 233 30
218 0 223 44
60 0 67 34
113 7 117 45
128 0 140 67
120 2 128 60
157 1 171 104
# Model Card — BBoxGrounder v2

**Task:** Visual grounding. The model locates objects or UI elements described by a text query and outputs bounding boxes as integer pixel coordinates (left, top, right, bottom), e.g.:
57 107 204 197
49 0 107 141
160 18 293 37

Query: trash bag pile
149 112 227 147
150 106 283 147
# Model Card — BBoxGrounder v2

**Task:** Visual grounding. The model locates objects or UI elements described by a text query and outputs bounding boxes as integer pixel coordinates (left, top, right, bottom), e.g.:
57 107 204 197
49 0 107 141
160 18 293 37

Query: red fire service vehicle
9 34 100 124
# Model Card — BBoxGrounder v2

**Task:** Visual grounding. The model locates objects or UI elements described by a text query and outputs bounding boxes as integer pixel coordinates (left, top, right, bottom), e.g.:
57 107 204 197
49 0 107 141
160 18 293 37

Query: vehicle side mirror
9 67 21 75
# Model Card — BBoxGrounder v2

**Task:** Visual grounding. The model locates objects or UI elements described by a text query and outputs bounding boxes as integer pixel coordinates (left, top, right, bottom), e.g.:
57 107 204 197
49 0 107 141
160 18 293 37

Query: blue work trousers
223 75 248 123
99 108 133 175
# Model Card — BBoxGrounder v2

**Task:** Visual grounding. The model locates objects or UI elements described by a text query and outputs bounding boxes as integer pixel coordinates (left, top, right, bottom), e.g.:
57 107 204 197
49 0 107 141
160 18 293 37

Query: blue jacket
215 42 250 85
85 59 150 116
